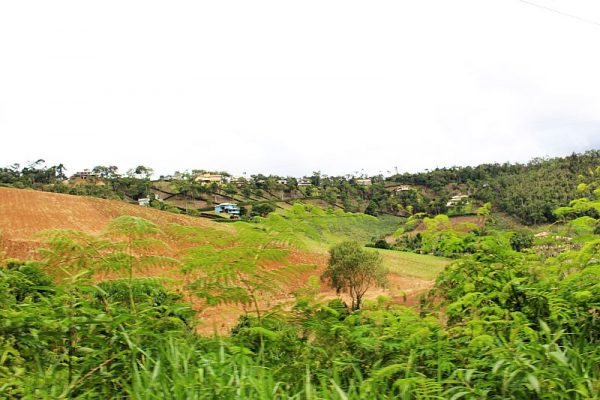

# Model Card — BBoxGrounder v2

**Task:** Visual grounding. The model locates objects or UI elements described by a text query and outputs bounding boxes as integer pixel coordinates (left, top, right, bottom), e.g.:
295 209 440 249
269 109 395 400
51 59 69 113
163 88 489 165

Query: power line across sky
519 0 600 27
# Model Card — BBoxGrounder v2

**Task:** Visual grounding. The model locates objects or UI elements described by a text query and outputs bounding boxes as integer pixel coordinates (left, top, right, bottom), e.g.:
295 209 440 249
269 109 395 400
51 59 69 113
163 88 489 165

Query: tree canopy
322 241 387 310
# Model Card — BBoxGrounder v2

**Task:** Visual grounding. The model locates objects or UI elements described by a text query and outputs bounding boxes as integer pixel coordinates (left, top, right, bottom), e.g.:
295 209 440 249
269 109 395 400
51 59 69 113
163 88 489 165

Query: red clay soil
195 251 433 335
0 187 216 259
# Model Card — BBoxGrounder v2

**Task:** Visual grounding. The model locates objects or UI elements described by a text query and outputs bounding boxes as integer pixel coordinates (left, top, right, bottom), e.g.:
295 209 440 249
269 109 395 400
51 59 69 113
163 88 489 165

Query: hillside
2 175 598 397
3 150 600 226
0 187 216 259
0 187 449 334
388 150 600 224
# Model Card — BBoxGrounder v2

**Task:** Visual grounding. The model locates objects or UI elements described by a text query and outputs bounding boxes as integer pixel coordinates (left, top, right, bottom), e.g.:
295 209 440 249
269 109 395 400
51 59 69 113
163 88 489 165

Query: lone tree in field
322 241 387 310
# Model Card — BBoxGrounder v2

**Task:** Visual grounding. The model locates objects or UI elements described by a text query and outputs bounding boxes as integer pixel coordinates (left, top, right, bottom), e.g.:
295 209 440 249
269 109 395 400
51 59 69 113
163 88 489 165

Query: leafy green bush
1 206 598 398
510 229 535 251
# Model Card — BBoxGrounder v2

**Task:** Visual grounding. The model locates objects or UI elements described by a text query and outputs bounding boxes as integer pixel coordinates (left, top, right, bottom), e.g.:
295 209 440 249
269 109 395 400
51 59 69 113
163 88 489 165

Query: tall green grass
372 249 450 280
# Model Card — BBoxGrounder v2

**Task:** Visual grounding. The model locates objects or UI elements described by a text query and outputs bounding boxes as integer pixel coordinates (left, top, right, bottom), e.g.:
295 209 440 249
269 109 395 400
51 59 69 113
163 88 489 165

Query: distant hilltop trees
2 150 600 225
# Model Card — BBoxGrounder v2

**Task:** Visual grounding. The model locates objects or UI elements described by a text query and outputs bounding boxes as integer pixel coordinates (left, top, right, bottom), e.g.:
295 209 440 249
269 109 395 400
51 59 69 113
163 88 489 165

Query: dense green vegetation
389 150 600 224
2 162 600 398
2 175 600 398
3 151 600 225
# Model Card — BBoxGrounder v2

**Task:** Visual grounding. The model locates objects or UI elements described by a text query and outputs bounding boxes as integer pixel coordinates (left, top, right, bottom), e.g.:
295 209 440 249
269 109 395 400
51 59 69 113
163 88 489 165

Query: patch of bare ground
193 251 434 335
0 187 218 259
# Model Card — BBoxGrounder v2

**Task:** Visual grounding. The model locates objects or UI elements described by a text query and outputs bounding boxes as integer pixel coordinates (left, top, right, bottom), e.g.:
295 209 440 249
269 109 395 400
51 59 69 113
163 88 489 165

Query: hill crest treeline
389 150 600 224
2 150 600 225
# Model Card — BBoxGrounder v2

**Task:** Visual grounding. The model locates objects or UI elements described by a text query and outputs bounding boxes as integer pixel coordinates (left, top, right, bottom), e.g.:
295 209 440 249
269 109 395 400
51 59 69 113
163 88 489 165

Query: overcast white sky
1 0 600 177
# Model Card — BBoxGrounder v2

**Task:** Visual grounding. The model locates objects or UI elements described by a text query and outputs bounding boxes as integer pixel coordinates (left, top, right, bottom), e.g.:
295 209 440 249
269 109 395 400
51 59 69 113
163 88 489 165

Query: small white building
138 197 151 207
68 169 105 186
446 194 469 207
395 185 412 192
356 178 372 186
70 169 98 181
230 176 247 186
298 179 312 187
194 173 224 184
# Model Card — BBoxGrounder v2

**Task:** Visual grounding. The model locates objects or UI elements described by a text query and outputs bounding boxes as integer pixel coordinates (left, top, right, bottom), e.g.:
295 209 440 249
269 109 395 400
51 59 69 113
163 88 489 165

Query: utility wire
519 0 600 27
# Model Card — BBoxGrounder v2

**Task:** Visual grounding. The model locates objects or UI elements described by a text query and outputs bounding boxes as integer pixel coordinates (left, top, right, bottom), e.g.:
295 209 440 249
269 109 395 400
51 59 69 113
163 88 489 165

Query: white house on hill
395 185 412 192
70 169 98 180
194 173 224 184
446 194 469 207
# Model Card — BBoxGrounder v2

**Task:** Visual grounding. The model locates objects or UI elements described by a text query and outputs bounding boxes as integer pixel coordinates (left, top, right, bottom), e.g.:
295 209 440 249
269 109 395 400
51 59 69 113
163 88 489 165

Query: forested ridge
388 150 600 224
2 150 600 225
